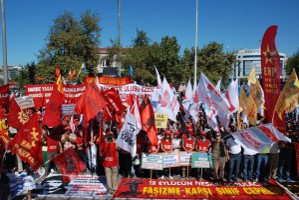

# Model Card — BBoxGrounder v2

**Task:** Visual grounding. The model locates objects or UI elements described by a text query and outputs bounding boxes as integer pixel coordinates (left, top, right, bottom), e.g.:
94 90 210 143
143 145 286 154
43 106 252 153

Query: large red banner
85 76 132 86
114 178 291 199
261 26 281 124
25 84 86 107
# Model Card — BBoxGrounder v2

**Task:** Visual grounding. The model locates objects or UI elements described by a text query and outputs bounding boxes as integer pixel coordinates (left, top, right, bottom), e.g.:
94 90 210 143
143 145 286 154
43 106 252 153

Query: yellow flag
248 67 257 85
239 87 257 126
250 80 264 109
274 69 299 120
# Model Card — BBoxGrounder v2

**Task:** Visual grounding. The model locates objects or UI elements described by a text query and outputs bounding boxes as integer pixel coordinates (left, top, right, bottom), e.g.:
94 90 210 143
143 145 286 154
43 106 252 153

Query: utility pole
194 0 198 89
1 0 8 84
117 0 122 77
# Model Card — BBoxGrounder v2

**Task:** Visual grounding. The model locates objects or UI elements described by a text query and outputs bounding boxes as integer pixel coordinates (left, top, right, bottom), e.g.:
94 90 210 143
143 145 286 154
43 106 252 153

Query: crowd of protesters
0 101 299 197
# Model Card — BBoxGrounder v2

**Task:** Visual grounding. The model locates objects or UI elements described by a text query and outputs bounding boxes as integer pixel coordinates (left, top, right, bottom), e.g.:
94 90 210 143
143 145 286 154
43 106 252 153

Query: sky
0 0 299 66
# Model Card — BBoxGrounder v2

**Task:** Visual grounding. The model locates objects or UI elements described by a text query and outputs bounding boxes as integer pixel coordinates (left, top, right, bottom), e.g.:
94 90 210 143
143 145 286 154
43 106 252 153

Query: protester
195 130 211 180
182 127 195 179
61 126 77 150
277 140 294 182
0 159 11 200
226 136 242 182
160 129 173 179
100 131 119 194
254 148 269 182
23 163 36 200
211 132 227 181
76 127 87 174
267 141 280 180
242 146 257 182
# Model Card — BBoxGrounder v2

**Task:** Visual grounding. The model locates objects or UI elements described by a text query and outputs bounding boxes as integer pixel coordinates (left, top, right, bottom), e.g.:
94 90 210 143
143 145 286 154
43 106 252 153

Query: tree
285 49 299 76
149 36 181 85
132 29 150 47
36 11 101 83
197 41 235 85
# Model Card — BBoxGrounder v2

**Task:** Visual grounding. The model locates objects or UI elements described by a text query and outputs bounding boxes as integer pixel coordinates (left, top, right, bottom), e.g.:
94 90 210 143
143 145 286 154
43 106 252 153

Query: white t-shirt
226 138 241 154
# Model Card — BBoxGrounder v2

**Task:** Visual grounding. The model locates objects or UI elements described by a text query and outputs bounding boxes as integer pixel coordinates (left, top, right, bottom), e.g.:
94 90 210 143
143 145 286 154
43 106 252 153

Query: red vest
102 141 118 167
46 136 59 153
161 139 172 152
183 135 195 151
196 139 211 152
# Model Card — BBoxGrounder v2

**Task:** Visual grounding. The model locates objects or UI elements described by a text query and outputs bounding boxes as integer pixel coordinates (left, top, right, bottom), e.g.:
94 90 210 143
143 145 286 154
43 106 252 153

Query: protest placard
141 153 163 170
191 153 213 168
154 114 168 128
162 151 180 168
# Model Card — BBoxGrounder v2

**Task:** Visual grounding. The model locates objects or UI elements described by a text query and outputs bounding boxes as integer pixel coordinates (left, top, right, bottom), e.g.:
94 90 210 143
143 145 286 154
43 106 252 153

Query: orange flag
42 75 64 127
139 95 158 147
8 114 43 171
51 147 86 183
69 70 76 80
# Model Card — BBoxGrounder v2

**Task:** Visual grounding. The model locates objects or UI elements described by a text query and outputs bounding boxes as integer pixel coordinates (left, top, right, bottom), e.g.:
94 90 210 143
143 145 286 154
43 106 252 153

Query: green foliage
11 62 36 92
36 11 101 83
285 49 299 76
197 42 235 85
132 29 150 47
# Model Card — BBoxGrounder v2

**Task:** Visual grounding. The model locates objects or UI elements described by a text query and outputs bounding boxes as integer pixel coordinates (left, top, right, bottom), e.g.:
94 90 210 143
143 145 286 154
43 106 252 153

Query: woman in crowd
195 130 211 180
182 127 195 179
160 129 173 179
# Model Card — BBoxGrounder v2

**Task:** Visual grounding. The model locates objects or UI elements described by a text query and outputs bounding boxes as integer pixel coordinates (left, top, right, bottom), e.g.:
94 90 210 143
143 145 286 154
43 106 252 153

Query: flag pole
194 0 198 89
1 0 8 84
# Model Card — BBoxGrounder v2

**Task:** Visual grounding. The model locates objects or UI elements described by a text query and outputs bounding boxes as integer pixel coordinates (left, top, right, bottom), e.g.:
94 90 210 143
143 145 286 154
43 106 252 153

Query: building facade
232 49 287 79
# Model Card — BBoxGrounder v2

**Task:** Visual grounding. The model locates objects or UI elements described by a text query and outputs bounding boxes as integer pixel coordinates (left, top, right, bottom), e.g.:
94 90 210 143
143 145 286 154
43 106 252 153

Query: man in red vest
100 131 119 194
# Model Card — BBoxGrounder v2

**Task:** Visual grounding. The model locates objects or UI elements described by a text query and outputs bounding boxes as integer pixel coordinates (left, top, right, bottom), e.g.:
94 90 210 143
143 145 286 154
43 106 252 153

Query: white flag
182 80 193 111
117 103 141 157
156 77 180 122
197 72 230 130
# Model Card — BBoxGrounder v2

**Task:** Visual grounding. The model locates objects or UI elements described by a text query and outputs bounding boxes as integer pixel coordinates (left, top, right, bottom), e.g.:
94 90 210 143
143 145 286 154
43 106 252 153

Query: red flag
261 25 281 123
74 83 107 122
0 84 9 109
7 114 43 171
139 95 158 147
103 88 126 114
7 98 29 129
0 107 9 149
50 147 86 182
42 75 64 127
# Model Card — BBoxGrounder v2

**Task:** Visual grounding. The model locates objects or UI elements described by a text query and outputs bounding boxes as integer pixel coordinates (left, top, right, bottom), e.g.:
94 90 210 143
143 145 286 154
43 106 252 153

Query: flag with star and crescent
8 113 43 171
260 25 284 132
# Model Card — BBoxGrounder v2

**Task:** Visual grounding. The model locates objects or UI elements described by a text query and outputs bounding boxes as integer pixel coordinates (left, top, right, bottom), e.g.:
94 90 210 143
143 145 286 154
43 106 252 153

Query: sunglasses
216 135 221 137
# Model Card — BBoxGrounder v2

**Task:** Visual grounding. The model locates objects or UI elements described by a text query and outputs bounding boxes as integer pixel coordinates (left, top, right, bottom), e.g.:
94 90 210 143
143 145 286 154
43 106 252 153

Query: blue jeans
228 153 241 181
243 154 254 180
278 157 291 180
255 154 268 180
